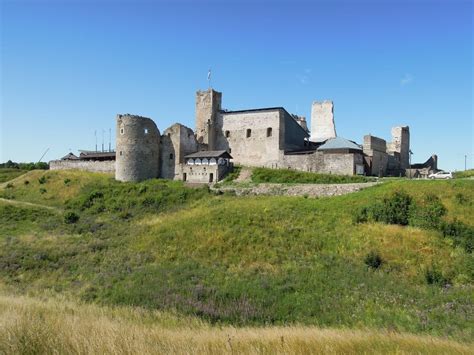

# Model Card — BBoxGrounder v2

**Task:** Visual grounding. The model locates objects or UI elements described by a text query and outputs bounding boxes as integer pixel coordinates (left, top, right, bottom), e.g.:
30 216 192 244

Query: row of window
224 128 272 138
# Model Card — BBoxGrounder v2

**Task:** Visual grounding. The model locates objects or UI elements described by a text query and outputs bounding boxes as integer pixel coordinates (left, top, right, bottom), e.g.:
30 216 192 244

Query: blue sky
1 0 472 170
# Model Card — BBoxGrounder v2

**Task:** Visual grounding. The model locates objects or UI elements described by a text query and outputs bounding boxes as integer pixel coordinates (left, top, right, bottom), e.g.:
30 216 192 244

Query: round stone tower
115 114 160 182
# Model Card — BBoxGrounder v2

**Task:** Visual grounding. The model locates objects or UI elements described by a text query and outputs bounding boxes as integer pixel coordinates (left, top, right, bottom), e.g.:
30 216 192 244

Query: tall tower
195 89 222 150
390 126 410 170
310 100 337 142
115 114 160 182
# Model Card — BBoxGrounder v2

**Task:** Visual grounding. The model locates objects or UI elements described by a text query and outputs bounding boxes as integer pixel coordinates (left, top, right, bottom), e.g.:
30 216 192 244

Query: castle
50 88 437 182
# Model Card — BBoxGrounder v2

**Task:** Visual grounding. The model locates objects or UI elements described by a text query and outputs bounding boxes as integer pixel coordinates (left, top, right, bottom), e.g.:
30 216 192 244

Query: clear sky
1 0 472 170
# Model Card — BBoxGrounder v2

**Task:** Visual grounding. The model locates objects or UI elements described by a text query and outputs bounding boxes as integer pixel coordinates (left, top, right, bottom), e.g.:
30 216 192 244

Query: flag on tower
207 68 211 81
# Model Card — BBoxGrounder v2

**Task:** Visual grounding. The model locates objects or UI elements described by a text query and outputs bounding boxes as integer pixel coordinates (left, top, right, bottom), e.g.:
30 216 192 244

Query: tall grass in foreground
0 293 471 355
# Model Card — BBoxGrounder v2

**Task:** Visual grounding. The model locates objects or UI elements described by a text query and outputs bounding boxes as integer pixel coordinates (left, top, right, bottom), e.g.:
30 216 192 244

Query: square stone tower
310 100 337 142
195 89 222 150
389 126 410 170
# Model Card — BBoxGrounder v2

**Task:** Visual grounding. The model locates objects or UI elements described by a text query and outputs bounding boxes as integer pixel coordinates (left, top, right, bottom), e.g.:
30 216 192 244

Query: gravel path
212 182 379 198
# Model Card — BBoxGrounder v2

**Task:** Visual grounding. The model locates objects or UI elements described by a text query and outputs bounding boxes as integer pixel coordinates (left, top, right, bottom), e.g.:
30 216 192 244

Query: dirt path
0 197 61 212
213 182 379 198
234 167 252 183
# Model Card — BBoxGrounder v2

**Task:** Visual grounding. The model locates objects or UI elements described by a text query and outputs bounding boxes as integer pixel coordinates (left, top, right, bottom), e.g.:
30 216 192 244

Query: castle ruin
50 88 437 182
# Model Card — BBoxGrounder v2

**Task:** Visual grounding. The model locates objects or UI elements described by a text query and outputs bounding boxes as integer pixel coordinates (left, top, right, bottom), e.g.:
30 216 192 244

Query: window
225 130 230 138
246 129 251 138
167 133 171 138
120 128 124 135
119 151 123 156
266 127 272 137
228 148 232 154
144 128 149 135
169 153 173 160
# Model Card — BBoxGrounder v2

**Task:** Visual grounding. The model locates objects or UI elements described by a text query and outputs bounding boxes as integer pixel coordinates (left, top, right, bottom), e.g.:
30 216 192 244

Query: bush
39 188 47 194
64 211 79 224
364 251 383 269
6 183 14 189
24 180 29 185
409 194 446 229
64 178 71 186
440 220 473 253
425 267 449 286
370 191 412 225
38 176 47 184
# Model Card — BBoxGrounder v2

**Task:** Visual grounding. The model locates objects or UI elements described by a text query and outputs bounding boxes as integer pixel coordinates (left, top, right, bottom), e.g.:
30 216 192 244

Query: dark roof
317 137 362 151
61 153 79 160
184 150 233 159
79 151 116 159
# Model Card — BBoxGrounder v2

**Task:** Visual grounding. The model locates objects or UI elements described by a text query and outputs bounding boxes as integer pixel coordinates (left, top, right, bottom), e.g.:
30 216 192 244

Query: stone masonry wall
216 110 282 167
195 89 222 149
115 114 160 182
50 160 115 173
160 123 199 180
281 151 360 175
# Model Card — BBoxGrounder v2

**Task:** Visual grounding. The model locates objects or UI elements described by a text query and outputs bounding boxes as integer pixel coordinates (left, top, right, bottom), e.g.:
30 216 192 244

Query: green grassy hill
0 170 473 343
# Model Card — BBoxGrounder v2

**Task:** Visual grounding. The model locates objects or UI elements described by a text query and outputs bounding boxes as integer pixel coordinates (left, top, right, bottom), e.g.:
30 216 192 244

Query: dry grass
0 292 471 355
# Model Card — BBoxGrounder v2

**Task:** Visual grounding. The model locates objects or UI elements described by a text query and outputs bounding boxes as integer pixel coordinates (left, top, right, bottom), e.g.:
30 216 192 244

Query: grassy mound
454 169 474 179
0 170 473 341
1 291 471 354
0 168 29 183
251 167 374 184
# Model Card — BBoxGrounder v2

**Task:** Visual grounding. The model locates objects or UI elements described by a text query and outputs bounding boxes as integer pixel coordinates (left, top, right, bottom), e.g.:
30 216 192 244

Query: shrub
440 220 473 253
364 251 383 269
24 180 29 185
64 178 71 186
6 183 14 189
39 188 47 194
409 194 446 230
371 191 412 225
64 211 79 224
38 176 47 184
425 267 449 286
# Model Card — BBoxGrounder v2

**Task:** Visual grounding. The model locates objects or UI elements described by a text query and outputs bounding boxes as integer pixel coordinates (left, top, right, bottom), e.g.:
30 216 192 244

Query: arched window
267 127 272 137
195 158 202 165
169 153 173 160
144 128 149 135
209 158 217 165
246 129 251 138
202 158 209 165
186 159 194 165
225 130 230 138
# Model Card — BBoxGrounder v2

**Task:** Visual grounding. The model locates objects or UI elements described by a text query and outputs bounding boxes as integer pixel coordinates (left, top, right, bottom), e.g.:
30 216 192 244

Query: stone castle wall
50 160 115 173
216 110 282 167
160 123 199 180
195 89 221 149
281 151 362 176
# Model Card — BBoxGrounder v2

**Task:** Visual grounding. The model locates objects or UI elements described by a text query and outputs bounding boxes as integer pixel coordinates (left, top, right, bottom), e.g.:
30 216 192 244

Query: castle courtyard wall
280 151 362 175
50 160 115 173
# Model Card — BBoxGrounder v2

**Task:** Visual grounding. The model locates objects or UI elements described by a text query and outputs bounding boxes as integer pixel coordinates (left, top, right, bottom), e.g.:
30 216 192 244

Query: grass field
0 169 473 351
0 168 29 184
1 290 471 354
